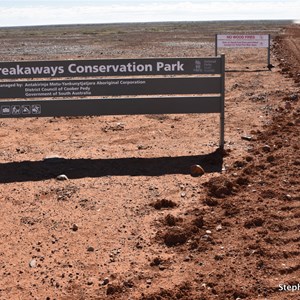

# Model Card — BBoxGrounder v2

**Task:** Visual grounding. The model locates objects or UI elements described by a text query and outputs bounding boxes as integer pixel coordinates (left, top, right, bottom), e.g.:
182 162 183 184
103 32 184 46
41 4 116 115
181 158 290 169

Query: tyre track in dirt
144 24 300 300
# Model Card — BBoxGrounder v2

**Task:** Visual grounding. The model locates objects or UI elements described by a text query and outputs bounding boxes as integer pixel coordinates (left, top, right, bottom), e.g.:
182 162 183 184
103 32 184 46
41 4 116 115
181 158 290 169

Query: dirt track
0 21 299 300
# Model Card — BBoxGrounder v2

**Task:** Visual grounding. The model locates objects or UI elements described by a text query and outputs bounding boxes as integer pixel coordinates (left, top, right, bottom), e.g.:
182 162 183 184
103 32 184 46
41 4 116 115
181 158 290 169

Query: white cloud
0 1 299 27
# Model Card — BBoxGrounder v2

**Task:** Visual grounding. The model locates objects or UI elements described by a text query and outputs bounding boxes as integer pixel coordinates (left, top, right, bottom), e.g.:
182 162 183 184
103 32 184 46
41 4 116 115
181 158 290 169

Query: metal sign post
220 54 225 149
267 34 271 68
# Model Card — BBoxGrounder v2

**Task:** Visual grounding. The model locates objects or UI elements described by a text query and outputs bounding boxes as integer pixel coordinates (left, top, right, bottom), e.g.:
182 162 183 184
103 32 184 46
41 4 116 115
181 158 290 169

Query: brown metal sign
0 55 225 148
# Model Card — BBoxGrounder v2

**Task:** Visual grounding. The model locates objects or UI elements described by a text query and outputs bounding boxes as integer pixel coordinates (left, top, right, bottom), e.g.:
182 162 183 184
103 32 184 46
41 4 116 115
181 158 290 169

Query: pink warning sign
217 34 269 48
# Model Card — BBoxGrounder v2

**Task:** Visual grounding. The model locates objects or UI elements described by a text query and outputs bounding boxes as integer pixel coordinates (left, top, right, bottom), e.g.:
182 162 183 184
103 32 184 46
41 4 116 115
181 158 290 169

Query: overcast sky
0 0 299 27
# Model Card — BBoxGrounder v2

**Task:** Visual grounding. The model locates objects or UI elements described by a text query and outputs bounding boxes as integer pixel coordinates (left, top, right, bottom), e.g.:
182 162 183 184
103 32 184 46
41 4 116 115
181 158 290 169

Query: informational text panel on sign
217 35 269 48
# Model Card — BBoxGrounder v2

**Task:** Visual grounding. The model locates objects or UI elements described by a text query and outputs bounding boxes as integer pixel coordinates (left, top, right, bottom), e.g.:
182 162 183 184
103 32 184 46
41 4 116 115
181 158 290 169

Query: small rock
106 284 121 295
87 280 94 286
71 224 79 232
29 259 37 268
214 254 224 261
137 145 148 150
123 280 134 288
87 246 94 252
216 225 222 231
150 257 162 266
285 194 292 200
101 277 109 285
146 279 152 285
206 230 212 234
241 135 252 141
136 242 143 249
190 164 205 177
262 145 271 152
56 174 68 181
290 94 298 101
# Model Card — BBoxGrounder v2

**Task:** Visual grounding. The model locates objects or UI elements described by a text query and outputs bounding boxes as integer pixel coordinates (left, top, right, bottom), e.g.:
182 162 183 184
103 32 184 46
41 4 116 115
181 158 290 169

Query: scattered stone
233 160 246 168
216 225 223 231
71 224 79 231
190 164 205 177
111 249 120 255
146 279 152 285
56 174 69 181
123 280 134 288
289 94 298 101
87 279 94 286
183 256 191 262
150 257 162 266
16 148 25 153
214 254 224 261
285 194 292 200
232 83 239 89
206 230 212 234
101 277 109 285
137 145 149 150
29 259 37 268
136 242 143 249
262 145 271 152
102 123 125 132
241 135 252 141
87 246 95 252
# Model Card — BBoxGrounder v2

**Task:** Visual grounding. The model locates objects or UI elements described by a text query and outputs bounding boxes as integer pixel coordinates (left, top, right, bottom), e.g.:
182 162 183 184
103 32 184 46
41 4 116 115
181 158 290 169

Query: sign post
220 54 225 149
267 34 271 67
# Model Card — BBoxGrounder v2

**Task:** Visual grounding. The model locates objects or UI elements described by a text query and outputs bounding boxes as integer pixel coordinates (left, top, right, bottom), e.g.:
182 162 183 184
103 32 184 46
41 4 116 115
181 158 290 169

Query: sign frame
0 55 226 149
215 34 271 67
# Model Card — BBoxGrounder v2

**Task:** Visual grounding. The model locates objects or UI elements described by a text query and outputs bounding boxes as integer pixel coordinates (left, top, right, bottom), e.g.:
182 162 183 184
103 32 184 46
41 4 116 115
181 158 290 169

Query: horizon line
0 19 296 30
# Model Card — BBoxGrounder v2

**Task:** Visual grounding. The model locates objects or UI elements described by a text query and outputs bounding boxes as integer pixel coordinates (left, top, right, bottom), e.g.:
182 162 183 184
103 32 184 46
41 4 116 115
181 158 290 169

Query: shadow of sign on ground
0 150 223 183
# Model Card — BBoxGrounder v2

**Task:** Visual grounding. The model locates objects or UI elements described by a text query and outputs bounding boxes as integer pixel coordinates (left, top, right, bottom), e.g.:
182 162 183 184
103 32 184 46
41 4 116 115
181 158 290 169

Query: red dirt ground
0 21 299 300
